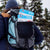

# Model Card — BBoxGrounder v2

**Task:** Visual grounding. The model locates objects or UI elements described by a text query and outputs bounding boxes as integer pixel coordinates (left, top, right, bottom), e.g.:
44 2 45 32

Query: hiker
0 0 44 50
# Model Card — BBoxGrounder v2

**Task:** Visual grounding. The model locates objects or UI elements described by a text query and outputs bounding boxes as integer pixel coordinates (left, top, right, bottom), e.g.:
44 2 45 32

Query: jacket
0 14 8 50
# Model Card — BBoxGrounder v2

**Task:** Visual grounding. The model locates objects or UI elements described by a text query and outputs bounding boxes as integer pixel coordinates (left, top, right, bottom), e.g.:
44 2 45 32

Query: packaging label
18 9 34 22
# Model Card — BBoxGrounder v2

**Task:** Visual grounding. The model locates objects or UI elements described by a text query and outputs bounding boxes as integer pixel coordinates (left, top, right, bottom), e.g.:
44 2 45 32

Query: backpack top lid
17 9 34 22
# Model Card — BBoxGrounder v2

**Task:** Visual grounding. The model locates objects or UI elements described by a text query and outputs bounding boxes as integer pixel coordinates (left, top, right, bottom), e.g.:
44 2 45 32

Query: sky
0 0 50 11
42 0 50 11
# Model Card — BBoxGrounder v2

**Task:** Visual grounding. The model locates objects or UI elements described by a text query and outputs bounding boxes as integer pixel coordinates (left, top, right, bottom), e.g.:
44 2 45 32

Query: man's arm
34 24 44 45
0 14 5 39
0 14 8 40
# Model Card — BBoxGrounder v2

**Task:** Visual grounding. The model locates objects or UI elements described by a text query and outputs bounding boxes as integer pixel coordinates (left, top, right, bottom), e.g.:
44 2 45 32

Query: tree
44 8 49 19
43 8 50 48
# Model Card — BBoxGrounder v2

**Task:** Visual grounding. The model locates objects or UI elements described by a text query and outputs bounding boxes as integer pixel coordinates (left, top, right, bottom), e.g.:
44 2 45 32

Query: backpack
8 9 35 49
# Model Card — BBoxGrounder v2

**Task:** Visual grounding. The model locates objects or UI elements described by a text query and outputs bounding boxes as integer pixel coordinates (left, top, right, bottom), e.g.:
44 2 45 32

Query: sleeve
0 14 8 40
0 15 5 39
34 24 44 45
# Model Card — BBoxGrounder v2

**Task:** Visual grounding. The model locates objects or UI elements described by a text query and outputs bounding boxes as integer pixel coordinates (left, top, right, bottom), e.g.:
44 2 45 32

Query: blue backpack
8 9 35 48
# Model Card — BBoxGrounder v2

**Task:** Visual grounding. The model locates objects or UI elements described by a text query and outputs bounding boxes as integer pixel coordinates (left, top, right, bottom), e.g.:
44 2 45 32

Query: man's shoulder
0 13 3 19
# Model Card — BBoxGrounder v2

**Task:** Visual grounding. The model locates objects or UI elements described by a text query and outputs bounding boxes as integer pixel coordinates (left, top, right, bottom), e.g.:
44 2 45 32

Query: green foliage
34 1 43 17
0 0 7 11
44 8 49 19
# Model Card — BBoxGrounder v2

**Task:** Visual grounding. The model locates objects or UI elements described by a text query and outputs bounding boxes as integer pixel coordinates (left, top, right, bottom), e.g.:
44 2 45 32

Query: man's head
3 0 18 13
